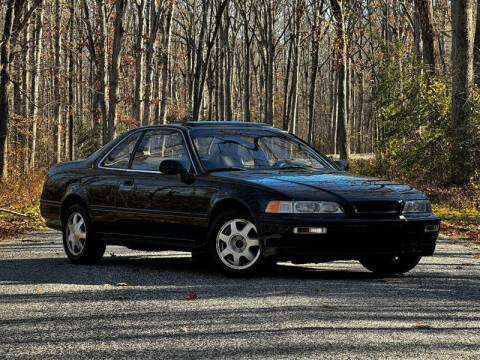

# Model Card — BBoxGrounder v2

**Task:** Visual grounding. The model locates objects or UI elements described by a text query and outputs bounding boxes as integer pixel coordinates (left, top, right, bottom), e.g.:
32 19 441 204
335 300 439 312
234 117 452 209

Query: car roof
183 121 273 128
129 121 281 133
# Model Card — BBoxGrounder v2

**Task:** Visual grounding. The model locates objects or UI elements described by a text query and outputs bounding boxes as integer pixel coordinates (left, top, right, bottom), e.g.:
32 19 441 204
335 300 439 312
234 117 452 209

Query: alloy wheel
216 218 261 270
66 212 87 256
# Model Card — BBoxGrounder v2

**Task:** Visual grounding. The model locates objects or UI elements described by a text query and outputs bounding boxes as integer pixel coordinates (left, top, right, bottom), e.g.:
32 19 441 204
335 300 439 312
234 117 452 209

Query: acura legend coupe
40 122 440 276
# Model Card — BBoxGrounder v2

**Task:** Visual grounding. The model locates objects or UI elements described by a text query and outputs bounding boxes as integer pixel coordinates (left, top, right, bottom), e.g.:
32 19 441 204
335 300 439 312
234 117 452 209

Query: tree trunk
308 7 320 144
159 0 175 124
30 3 44 171
451 0 476 184
414 0 439 74
0 0 16 179
474 0 480 82
330 0 349 160
107 0 126 141
54 0 62 163
133 0 146 124
68 0 74 160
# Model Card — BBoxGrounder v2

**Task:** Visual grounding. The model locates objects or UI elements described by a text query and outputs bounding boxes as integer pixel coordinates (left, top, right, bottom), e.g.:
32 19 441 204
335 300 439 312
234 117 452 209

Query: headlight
403 200 431 213
265 201 344 214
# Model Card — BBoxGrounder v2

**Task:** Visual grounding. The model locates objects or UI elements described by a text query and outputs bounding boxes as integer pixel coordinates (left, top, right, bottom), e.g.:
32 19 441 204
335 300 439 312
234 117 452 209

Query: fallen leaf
414 323 432 329
186 293 197 301
116 282 130 287
103 283 111 287
34 287 41 292
474 254 480 259
180 327 188 333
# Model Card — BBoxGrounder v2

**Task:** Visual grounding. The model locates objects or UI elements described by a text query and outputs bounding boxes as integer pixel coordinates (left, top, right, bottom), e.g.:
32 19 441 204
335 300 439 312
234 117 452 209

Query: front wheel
208 210 269 276
63 204 106 264
359 255 422 275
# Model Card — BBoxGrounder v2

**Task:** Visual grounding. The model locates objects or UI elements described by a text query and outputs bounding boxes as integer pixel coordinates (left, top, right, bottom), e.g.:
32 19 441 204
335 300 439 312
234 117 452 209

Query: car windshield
191 129 331 172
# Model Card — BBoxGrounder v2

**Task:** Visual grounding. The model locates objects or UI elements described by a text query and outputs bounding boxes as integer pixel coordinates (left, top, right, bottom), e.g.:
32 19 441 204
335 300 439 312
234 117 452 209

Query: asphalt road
1 230 480 359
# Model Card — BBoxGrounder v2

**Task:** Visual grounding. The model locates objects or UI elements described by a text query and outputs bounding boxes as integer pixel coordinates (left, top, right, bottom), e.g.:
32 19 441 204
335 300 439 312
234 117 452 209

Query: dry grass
0 173 46 239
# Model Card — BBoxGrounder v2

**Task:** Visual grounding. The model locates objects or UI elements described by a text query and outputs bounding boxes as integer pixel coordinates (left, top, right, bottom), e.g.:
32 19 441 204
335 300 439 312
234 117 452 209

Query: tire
62 204 106 264
359 255 422 275
207 209 269 276
190 250 212 268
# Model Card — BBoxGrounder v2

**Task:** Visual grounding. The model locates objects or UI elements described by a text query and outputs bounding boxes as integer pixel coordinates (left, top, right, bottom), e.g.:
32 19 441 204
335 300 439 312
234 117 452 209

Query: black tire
359 255 422 275
62 204 106 264
190 250 212 268
207 209 270 276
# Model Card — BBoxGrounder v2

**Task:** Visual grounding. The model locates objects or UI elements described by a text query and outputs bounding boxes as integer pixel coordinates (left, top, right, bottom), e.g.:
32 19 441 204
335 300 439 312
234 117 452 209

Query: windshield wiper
205 167 246 173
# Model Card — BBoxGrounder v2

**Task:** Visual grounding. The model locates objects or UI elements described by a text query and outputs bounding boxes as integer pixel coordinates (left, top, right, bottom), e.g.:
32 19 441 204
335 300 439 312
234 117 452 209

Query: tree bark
330 0 349 160
133 0 146 125
159 0 175 124
54 0 62 163
414 0 439 74
68 0 74 160
451 0 476 184
474 0 480 82
30 2 44 171
107 0 127 141
308 5 320 144
0 0 16 179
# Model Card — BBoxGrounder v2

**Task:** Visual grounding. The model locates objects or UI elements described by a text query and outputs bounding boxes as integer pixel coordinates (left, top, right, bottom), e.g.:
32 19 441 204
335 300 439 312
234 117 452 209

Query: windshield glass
191 129 331 172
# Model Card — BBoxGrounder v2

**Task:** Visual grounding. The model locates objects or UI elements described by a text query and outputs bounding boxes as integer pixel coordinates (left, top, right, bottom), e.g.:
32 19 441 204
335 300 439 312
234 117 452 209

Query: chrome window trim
97 127 199 174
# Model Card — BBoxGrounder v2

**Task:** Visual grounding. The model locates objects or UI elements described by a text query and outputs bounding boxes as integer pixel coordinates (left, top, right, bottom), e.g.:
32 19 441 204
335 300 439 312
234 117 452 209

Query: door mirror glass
159 159 186 175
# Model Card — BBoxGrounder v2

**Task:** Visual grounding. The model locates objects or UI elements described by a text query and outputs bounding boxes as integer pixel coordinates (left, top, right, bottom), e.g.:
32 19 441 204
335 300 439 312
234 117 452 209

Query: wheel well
60 194 88 222
209 199 254 225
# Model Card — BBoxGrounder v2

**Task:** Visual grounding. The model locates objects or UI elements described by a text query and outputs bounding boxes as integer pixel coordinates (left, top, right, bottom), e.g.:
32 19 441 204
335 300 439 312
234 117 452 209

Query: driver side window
131 130 190 172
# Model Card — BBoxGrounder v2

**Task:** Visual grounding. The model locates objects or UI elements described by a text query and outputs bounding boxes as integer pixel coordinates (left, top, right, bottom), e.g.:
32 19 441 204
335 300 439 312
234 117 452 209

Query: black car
40 122 440 275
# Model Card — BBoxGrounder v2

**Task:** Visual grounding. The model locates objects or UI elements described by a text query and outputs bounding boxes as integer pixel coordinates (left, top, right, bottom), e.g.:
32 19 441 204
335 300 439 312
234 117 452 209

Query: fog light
425 224 439 233
293 227 327 234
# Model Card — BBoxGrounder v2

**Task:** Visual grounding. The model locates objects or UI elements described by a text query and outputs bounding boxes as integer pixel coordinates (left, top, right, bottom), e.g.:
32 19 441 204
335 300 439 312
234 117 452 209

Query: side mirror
334 160 349 171
159 160 186 175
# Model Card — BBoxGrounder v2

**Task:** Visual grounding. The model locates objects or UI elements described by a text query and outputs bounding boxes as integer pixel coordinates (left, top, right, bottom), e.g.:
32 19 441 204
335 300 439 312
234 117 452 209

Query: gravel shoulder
1 231 480 359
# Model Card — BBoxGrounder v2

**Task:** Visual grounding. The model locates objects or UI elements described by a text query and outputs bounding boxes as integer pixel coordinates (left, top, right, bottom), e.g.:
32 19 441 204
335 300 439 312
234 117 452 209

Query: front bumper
257 213 440 262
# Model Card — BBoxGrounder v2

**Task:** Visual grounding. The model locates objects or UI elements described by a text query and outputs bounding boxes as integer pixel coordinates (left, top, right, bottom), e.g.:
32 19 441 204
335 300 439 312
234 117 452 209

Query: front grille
351 201 403 218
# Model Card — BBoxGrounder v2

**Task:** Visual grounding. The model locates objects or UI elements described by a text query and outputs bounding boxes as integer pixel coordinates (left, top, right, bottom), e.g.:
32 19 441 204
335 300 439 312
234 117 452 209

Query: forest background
1 0 480 241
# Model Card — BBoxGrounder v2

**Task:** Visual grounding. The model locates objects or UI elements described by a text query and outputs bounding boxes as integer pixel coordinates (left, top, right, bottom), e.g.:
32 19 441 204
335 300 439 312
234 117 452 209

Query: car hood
216 170 424 202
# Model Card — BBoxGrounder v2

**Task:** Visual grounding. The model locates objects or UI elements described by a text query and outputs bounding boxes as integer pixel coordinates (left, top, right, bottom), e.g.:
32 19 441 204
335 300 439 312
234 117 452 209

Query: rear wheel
208 210 268 276
359 255 421 275
62 204 105 264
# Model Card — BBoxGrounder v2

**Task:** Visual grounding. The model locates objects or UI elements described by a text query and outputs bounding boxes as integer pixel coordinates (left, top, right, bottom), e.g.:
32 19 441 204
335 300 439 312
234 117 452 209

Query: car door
88 131 143 234
116 129 206 247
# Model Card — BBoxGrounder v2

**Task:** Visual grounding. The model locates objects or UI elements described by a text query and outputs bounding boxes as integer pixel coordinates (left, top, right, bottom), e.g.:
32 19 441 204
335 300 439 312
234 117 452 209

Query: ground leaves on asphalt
186 293 198 301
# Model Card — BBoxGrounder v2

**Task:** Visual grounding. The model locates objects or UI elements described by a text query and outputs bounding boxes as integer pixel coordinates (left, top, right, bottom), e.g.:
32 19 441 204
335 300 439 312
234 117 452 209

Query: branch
0 208 32 218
